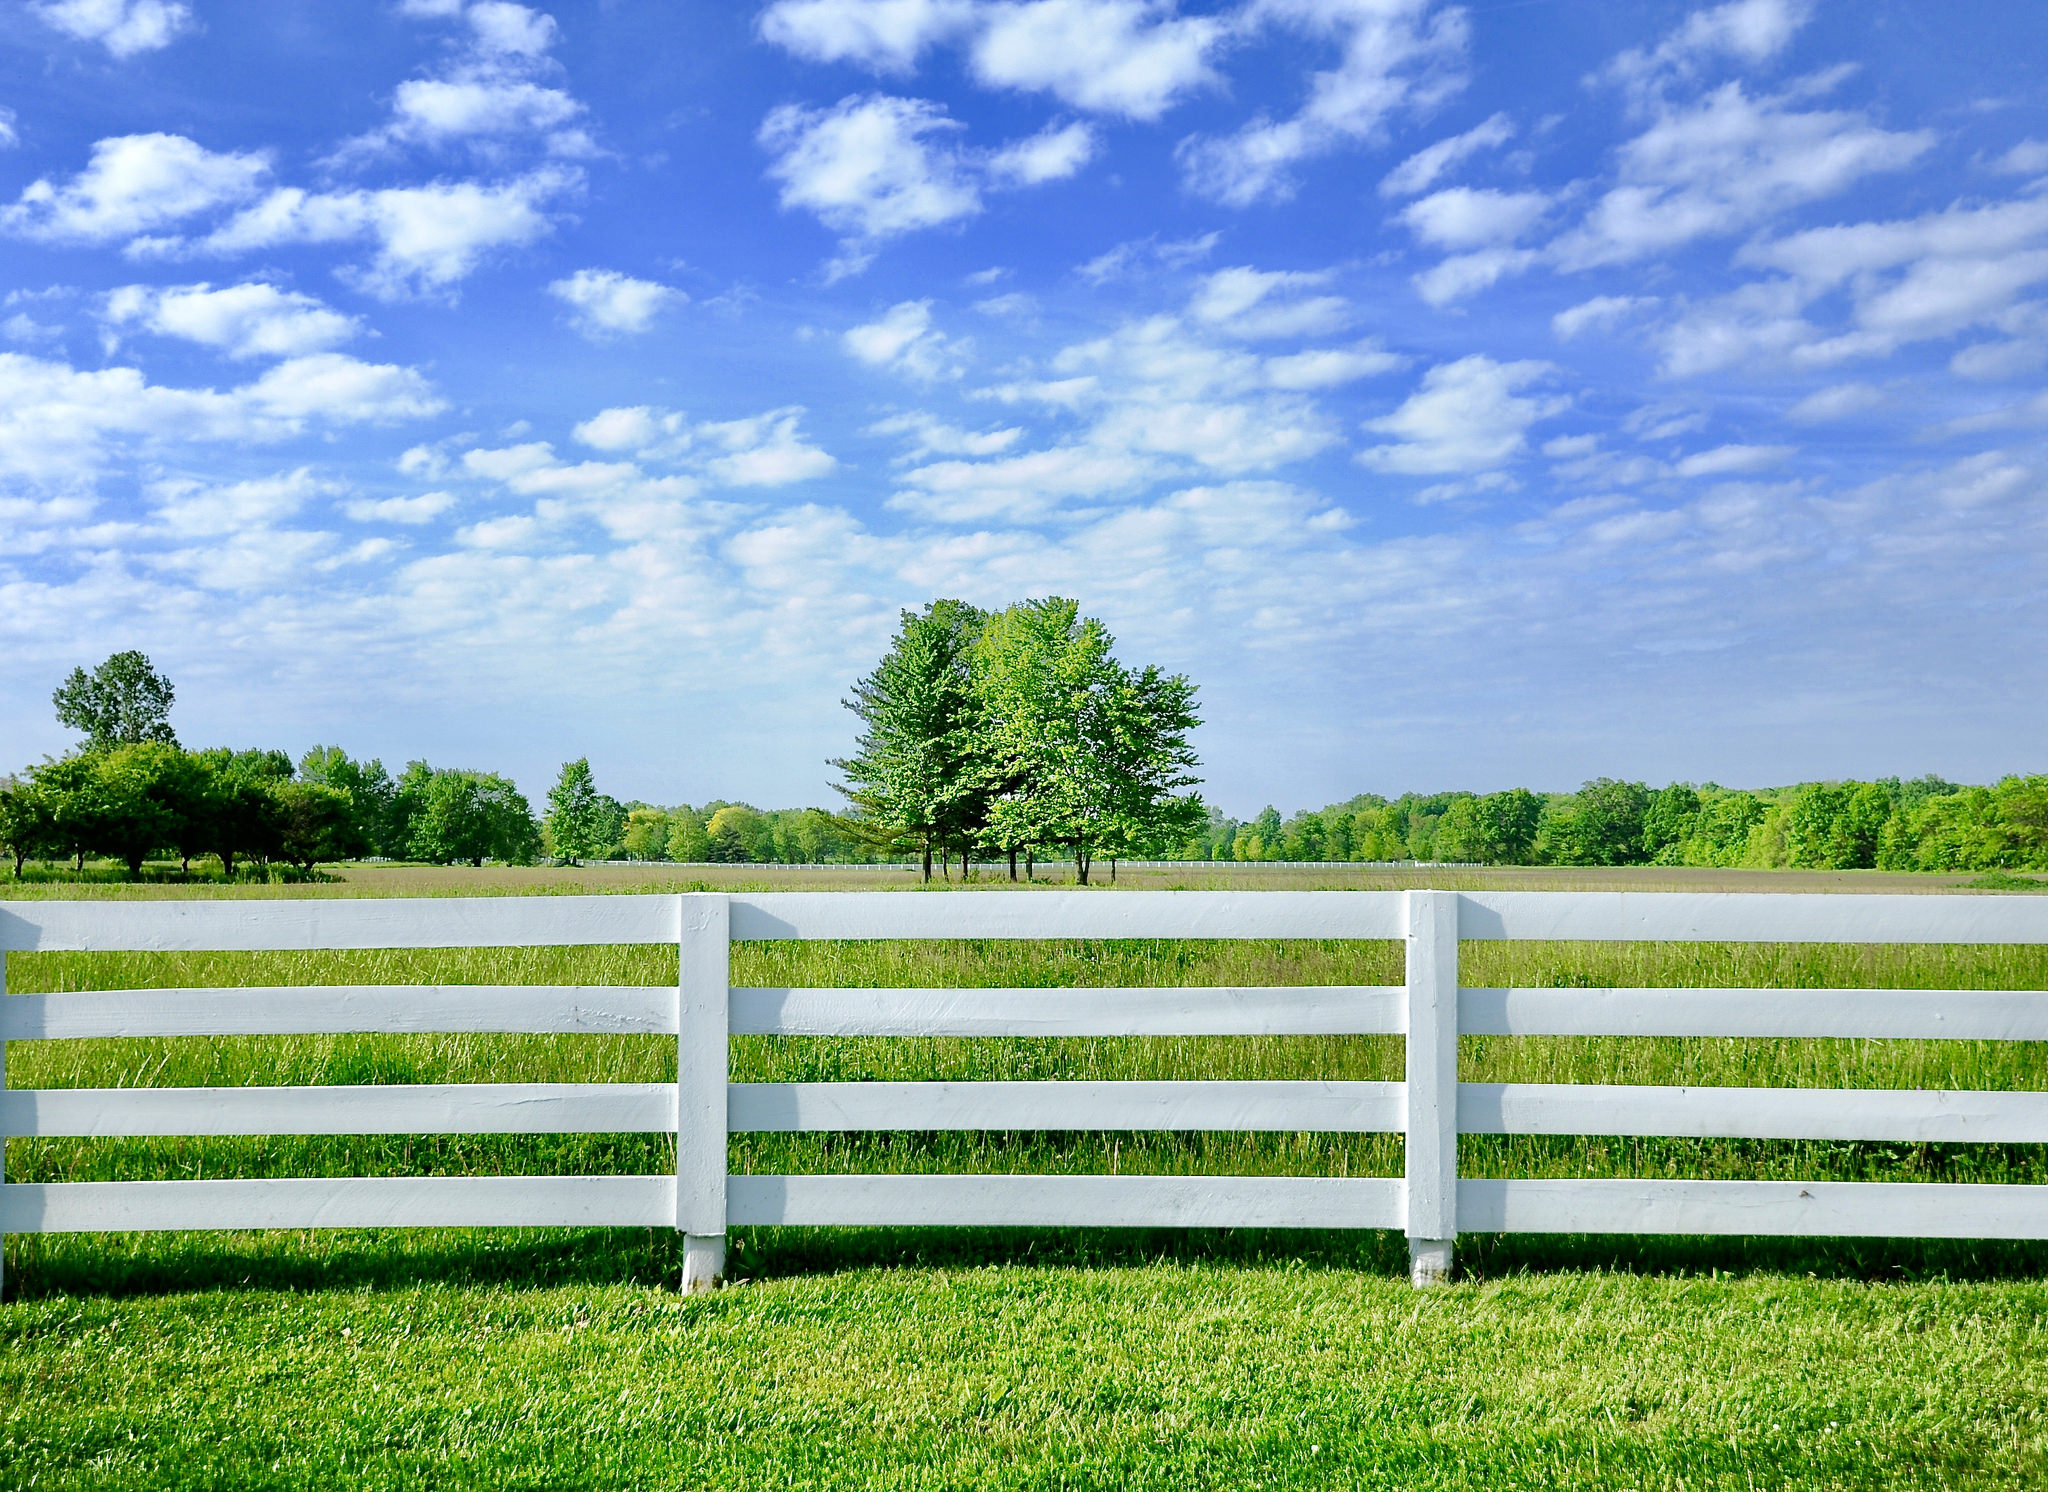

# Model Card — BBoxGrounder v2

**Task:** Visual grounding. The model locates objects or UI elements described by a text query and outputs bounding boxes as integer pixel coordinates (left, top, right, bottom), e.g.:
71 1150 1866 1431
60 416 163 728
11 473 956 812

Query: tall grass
7 938 2046 1197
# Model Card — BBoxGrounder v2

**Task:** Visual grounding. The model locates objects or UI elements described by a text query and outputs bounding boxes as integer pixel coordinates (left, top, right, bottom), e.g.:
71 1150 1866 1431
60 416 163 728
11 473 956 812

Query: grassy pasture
4 888 2048 1487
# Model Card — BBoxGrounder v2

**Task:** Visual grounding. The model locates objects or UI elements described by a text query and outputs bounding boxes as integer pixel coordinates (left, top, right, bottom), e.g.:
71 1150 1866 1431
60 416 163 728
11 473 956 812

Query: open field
5 858 2043 899
5 879 2048 1487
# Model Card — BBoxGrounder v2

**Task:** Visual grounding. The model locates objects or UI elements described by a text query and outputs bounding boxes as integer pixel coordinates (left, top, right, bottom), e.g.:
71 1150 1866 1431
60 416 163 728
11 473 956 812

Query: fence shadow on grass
14 1225 2048 1301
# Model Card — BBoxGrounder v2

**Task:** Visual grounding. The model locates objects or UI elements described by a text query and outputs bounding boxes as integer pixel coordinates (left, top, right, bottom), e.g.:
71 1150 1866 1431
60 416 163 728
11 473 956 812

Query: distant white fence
3 890 2047 1290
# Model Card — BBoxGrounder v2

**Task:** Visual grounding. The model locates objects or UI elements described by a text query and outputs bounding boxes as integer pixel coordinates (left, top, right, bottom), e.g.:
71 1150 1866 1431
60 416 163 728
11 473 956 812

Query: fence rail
3 889 2047 1290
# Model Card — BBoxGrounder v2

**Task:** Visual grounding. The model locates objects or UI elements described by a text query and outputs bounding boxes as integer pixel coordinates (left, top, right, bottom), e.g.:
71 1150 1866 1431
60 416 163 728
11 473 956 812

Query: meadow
3 868 2047 1487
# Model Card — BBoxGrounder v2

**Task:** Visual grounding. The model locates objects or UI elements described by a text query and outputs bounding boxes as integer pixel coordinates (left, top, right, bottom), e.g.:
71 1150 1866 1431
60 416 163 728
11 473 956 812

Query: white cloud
1188 266 1350 339
548 269 684 338
1076 231 1219 284
1553 82 1933 269
868 411 1022 459
1991 139 2048 176
31 0 193 57
0 109 18 150
843 299 968 379
1378 112 1513 197
2 133 269 244
757 0 977 73
986 120 1097 185
760 94 980 271
1950 338 2047 381
1603 0 1814 97
1786 382 1885 422
1411 248 1538 306
101 281 360 359
968 0 1224 120
347 491 457 524
1935 390 2048 438
1358 355 1567 474
1672 443 1793 477
1262 341 1404 389
1179 0 1469 206
0 350 441 487
567 403 838 487
150 467 328 537
1399 186 1549 250
333 1 588 162
1552 294 1657 340
195 169 574 298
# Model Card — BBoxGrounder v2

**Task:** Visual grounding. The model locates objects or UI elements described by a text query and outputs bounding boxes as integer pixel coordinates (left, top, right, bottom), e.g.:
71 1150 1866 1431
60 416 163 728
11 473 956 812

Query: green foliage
543 758 622 863
408 769 540 867
837 596 1206 883
300 746 400 856
51 649 178 750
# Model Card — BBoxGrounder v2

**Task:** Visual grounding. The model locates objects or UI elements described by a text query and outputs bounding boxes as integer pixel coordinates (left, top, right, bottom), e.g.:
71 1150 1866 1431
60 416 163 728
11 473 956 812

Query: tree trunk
1075 849 1089 886
922 839 933 883
1008 847 1018 882
1111 858 1117 884
125 852 145 878
221 850 237 878
74 848 85 872
1025 847 1033 879
12 848 24 877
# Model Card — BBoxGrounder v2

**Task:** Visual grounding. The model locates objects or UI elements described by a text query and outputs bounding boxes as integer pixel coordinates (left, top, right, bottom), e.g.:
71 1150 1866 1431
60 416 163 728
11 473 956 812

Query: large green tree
833 600 988 882
53 651 178 750
545 758 612 864
409 769 539 867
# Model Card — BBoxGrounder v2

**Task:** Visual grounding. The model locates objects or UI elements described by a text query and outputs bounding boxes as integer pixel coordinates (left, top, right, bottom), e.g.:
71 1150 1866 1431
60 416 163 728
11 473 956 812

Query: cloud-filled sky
2 0 2045 813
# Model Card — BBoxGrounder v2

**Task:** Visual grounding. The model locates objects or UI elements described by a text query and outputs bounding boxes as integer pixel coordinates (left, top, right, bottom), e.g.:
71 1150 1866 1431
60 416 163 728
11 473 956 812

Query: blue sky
2 0 2045 814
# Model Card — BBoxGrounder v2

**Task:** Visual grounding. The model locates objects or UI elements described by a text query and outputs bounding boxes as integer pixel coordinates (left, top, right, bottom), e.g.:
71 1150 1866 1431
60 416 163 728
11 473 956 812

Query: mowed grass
5 921 2048 1487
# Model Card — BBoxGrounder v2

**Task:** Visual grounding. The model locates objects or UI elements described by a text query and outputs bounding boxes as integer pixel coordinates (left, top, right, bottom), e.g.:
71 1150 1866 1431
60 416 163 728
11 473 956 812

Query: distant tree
0 775 56 876
545 758 612 863
53 651 179 751
300 746 397 856
192 749 287 877
271 781 364 872
622 807 671 861
411 770 539 867
82 743 186 877
834 600 987 881
666 807 712 863
706 804 769 863
1542 779 1652 866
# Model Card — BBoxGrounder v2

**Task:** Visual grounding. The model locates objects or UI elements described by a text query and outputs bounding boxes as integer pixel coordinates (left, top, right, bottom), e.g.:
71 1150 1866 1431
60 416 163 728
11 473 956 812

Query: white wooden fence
3 889 2047 1291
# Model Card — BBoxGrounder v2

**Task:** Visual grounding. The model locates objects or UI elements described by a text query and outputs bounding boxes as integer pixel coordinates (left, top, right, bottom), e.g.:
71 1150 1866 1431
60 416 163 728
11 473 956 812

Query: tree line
1199 775 2048 872
833 597 1206 883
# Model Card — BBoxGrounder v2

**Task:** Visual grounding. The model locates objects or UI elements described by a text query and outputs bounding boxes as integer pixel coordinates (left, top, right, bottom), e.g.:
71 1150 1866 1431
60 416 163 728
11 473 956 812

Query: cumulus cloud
843 299 969 379
332 1 590 163
1552 294 1657 340
31 0 193 57
757 0 977 73
1672 443 1793 477
969 0 1225 119
1399 186 1549 250
1990 139 2048 177
1 133 269 244
759 93 1098 273
346 490 458 524
1187 266 1350 339
1358 355 1567 474
548 268 684 338
0 350 441 487
1379 112 1513 197
1603 0 1813 97
191 168 575 298
1179 0 1469 206
1553 81 1932 269
986 120 1097 185
101 281 360 359
568 403 838 486
1786 382 1886 422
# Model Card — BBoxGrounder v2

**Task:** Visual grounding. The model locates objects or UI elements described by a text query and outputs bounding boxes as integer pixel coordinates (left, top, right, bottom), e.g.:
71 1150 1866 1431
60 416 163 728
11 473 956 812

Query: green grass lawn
4 912 2048 1486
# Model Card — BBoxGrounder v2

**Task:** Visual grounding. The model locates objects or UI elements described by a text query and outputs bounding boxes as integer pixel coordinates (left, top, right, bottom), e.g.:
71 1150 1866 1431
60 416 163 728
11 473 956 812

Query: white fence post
677 894 730 1292
1405 890 1459 1286
1 949 8 1302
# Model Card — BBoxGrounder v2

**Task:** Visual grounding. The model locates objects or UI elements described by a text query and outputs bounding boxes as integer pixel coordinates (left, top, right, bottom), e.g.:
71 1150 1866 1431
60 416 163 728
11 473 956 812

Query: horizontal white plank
2 986 678 1039
728 891 1403 942
3 1083 674 1137
727 1173 1404 1228
1460 892 2048 945
0 1175 674 1233
728 1081 1404 1133
1461 986 2048 1040
730 985 1403 1036
1458 1178 2048 1238
0 895 681 952
1459 1083 2048 1142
